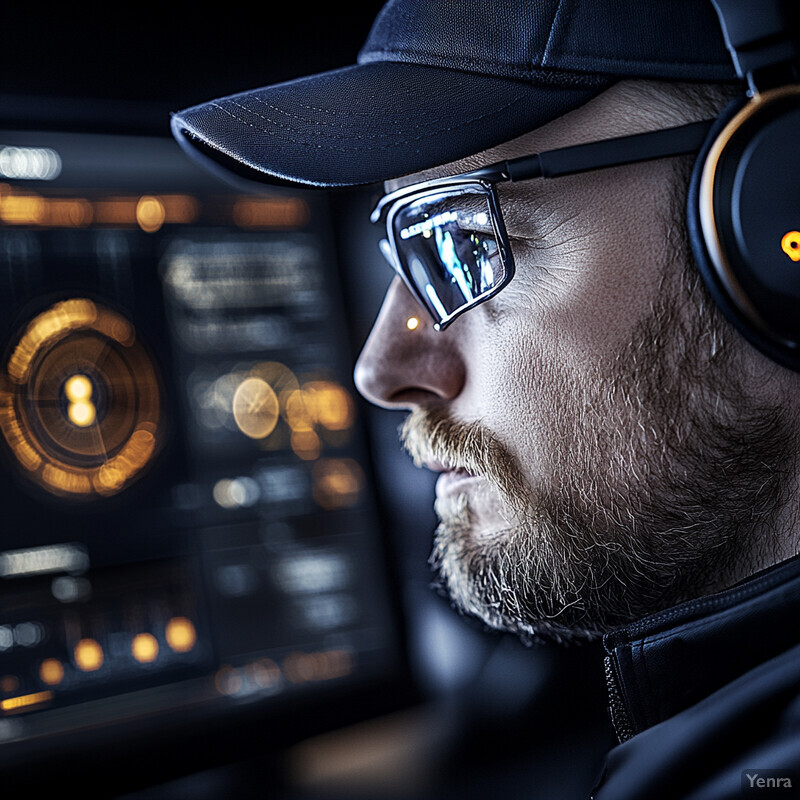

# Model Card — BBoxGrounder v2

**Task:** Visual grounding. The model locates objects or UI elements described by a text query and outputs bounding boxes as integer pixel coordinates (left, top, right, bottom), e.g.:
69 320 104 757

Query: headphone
687 0 800 370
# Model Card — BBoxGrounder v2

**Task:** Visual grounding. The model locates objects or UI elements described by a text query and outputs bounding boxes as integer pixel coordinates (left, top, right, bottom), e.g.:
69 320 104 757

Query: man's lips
424 461 482 495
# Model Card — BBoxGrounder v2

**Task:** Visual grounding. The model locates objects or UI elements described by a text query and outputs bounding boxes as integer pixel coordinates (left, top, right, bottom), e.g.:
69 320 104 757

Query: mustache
399 407 528 501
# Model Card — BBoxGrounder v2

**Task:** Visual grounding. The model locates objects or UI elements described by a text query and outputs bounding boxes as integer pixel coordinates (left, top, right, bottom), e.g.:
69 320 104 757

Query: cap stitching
246 79 476 123
246 64 478 118
215 95 524 146
207 94 529 152
220 96 504 141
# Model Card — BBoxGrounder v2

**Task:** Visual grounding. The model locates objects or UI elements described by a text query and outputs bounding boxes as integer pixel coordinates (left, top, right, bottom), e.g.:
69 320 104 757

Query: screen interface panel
0 130 401 758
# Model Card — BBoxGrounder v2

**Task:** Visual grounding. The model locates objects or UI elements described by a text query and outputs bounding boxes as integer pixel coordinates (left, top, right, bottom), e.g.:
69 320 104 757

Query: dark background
1 6 386 129
0 4 616 798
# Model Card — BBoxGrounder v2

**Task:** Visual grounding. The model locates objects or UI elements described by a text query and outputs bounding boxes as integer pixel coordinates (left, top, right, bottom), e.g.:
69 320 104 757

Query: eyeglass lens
389 186 506 323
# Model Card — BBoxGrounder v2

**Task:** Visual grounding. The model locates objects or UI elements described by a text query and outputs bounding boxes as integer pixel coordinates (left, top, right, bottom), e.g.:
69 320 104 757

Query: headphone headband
711 0 799 91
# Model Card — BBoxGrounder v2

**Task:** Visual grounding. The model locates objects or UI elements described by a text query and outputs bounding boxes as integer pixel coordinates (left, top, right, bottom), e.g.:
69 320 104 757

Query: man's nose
354 277 465 410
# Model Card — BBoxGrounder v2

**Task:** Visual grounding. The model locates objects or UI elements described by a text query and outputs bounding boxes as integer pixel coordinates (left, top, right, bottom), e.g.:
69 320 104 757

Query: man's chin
429 491 605 646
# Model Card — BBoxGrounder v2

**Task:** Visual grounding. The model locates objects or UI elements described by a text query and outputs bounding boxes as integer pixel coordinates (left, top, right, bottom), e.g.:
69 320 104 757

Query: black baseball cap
170 0 737 189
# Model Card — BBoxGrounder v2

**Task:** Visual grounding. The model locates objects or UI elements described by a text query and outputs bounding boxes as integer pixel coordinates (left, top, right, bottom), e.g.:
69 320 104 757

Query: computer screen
0 127 410 789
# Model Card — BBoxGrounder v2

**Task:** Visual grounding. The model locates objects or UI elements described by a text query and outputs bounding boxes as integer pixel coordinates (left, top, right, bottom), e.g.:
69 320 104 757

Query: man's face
354 82 794 644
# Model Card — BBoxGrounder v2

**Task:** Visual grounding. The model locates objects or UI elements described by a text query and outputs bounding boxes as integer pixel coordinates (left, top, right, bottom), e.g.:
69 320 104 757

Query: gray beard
401 267 796 645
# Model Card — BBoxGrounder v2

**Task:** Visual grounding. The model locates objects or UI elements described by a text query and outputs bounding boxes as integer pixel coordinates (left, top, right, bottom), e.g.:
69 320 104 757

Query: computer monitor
0 123 412 791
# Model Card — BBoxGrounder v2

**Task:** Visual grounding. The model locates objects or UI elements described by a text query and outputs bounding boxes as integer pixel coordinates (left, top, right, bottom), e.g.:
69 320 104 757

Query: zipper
604 653 635 743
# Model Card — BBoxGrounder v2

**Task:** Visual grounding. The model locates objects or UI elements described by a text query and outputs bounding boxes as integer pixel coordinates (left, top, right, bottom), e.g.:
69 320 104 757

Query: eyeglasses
371 119 715 330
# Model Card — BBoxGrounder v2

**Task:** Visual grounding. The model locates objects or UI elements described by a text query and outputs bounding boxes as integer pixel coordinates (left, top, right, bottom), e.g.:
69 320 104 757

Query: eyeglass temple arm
466 119 715 183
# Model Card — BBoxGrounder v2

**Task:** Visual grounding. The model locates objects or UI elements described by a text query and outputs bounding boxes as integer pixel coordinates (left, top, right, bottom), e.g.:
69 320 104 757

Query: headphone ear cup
687 89 800 371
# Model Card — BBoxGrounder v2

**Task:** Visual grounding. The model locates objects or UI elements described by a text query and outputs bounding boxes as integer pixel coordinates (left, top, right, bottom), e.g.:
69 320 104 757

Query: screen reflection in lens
392 187 505 322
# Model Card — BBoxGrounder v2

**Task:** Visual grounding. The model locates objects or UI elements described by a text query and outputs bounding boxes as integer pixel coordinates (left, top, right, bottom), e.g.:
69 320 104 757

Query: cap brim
171 61 612 189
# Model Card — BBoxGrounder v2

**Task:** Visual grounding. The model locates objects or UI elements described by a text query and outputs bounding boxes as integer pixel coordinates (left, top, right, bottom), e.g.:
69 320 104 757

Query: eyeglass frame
371 118 715 330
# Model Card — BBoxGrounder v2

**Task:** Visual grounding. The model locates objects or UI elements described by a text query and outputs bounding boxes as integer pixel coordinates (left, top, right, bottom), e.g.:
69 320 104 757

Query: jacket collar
602 553 800 741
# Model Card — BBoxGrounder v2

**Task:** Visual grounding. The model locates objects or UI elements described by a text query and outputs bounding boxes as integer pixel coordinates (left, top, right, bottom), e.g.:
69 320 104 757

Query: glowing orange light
165 617 196 653
232 196 310 229
94 465 124 492
64 374 96 427
406 316 419 330
160 194 199 224
0 190 198 231
251 363 300 411
0 186 94 229
0 192 45 225
93 197 138 226
68 401 94 426
232 377 279 439
291 429 321 460
64 374 92 402
0 400 41 471
7 298 97 384
0 299 163 499
283 389 314 433
136 195 166 233
131 633 159 664
303 381 354 431
74 638 104 672
92 426 158 496
1 690 53 714
46 198 93 228
782 230 800 262
94 306 135 346
312 458 365 509
43 464 93 495
39 658 64 686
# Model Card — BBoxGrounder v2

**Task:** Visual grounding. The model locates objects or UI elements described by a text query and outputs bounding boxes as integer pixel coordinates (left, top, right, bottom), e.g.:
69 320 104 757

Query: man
172 1 800 796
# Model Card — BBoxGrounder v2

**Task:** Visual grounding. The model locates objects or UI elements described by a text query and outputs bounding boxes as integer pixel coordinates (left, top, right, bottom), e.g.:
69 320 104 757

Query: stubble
400 253 796 645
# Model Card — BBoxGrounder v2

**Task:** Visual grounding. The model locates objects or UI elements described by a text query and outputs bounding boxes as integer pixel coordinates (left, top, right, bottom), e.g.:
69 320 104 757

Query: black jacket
591 554 800 799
